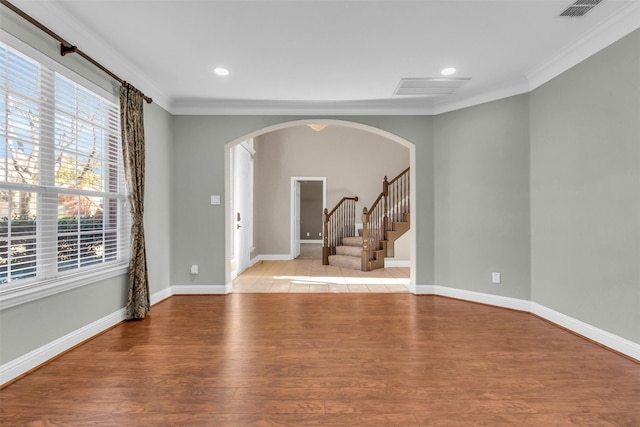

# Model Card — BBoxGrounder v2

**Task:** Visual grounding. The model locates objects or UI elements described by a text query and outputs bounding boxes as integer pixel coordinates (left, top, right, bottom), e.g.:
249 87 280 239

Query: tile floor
232 259 410 293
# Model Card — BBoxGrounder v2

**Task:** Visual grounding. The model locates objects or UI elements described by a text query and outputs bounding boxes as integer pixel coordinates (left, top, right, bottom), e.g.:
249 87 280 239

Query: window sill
0 263 129 310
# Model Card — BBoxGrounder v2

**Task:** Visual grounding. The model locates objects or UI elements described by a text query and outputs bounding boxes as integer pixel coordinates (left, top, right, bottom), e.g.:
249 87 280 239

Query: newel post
322 208 330 265
361 207 370 271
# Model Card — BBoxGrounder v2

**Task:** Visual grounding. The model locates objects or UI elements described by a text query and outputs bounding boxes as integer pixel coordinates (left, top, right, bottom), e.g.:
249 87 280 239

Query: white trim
239 140 256 156
526 1 640 92
2 1 171 110
2 285 637 387
171 284 230 295
168 4 639 117
0 287 173 386
384 259 410 268
530 303 640 362
0 307 126 386
7 1 638 117
150 287 173 306
0 265 129 310
290 177 327 260
414 284 435 295
419 285 531 312
412 284 639 361
251 254 293 264
170 98 437 116
301 239 323 244
433 79 530 115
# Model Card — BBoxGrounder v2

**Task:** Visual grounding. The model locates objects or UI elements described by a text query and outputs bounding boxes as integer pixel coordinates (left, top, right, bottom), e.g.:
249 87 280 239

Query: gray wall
0 16 174 364
434 94 531 300
144 103 174 295
530 29 640 343
253 125 410 255
171 116 434 286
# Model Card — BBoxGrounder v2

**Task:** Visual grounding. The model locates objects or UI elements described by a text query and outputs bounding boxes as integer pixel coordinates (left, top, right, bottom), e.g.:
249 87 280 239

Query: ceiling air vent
393 77 471 96
560 0 603 17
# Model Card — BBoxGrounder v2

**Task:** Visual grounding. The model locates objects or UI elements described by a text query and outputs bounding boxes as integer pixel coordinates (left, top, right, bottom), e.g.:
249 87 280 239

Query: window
0 37 130 299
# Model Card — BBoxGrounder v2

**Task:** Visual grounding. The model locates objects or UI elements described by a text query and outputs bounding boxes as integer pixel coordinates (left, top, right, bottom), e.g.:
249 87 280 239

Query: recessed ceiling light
214 67 229 76
441 67 456 76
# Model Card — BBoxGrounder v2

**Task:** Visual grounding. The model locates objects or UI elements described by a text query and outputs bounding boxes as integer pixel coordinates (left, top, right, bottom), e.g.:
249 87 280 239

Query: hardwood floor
1 294 639 426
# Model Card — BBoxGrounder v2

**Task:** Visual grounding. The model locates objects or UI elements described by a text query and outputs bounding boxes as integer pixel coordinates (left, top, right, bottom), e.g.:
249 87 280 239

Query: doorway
230 140 254 279
223 119 416 293
291 177 326 259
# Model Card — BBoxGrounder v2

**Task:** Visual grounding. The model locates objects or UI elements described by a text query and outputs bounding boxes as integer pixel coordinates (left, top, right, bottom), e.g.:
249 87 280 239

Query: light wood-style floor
232 259 410 293
1 293 639 426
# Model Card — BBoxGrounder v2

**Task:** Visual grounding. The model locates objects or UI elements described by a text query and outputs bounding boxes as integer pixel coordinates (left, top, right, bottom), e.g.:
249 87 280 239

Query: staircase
323 167 410 271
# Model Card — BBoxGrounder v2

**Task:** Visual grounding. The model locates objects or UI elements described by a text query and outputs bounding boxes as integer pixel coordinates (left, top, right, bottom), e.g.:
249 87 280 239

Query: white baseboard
301 240 323 244
413 284 639 361
251 254 292 265
150 287 173 305
530 302 640 362
1 287 173 387
0 307 126 386
171 284 229 295
384 259 410 267
4 283 637 387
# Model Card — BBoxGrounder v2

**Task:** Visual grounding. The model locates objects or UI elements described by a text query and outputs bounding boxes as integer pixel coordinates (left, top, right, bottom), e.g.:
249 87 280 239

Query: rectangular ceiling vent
393 77 471 96
560 0 603 17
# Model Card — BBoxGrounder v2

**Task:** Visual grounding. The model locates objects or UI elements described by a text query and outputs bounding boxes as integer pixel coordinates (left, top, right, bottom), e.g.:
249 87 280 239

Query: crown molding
433 78 530 115
169 98 436 116
168 1 640 116
10 0 172 111
526 1 640 91
9 0 639 117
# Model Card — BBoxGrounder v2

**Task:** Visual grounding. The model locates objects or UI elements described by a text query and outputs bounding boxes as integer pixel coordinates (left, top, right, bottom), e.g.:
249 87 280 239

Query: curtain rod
1 0 153 104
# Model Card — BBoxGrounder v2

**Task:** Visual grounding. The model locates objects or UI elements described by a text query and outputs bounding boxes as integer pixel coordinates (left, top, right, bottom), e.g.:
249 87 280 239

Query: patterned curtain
120 83 150 320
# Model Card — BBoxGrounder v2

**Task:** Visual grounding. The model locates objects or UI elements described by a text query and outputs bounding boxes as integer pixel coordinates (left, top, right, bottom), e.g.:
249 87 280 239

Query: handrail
326 196 358 217
388 166 410 185
361 167 410 270
365 192 384 219
322 196 358 265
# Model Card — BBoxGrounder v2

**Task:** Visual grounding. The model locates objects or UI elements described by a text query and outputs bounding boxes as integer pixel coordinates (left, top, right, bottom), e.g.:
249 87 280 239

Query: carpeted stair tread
342 236 363 247
336 245 362 257
328 254 361 270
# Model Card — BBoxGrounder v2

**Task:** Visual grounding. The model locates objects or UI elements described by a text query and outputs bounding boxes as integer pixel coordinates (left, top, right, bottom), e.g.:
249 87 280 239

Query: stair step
342 236 363 247
390 221 410 235
336 245 362 257
328 254 361 270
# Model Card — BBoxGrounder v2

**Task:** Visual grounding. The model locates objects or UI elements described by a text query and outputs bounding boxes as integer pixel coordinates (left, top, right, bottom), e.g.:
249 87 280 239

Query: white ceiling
7 0 640 115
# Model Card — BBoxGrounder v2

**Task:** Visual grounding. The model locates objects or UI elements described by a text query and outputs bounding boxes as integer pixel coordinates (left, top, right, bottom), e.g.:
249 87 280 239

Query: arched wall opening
223 118 417 290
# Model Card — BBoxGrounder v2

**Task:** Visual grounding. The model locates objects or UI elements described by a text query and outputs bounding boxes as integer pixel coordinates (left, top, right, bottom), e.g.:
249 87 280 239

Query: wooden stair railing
322 196 358 265
361 167 410 271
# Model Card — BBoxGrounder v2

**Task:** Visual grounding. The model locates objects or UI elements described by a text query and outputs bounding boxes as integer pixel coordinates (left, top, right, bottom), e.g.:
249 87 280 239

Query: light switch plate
210 195 220 205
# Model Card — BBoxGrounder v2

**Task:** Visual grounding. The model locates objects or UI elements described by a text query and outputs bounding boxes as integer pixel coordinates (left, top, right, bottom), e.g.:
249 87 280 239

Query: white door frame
230 140 255 280
290 177 326 259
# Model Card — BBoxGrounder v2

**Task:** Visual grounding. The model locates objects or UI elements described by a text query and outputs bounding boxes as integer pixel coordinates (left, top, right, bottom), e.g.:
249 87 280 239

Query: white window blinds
0 40 130 287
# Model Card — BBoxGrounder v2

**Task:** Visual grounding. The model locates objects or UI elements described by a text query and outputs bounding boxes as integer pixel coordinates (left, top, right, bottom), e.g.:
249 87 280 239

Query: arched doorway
224 119 417 291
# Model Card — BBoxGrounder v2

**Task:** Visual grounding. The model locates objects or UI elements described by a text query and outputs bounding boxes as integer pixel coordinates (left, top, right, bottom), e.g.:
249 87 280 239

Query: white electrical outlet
306 232 310 236
191 265 199 275
492 272 501 284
